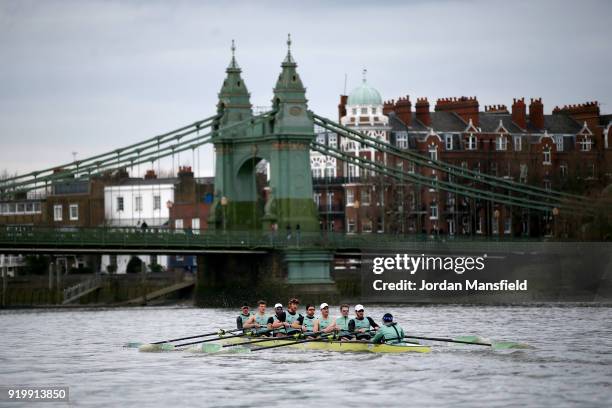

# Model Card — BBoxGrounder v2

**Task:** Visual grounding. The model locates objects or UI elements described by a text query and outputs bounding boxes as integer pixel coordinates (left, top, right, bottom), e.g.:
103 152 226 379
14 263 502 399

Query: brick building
311 77 612 238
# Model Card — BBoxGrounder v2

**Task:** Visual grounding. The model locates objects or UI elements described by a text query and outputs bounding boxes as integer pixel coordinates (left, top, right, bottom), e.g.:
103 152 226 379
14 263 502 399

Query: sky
0 0 611 176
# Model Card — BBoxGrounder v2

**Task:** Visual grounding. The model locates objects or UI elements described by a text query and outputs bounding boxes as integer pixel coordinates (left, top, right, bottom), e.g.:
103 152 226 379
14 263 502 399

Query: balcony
318 204 344 214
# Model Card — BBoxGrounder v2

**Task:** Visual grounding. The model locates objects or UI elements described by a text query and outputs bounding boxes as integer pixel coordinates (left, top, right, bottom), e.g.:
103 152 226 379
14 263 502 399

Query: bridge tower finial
362 68 367 83
283 33 295 64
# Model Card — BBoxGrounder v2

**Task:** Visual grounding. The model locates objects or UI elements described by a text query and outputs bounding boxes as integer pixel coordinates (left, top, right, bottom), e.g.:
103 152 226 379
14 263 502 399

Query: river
0 305 611 407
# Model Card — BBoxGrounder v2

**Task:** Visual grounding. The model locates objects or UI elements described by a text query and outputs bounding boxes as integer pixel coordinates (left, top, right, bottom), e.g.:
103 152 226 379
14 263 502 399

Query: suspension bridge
0 36 608 302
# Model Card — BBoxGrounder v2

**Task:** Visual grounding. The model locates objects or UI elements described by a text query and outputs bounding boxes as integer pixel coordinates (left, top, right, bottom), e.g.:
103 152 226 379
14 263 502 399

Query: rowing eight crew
236 298 406 344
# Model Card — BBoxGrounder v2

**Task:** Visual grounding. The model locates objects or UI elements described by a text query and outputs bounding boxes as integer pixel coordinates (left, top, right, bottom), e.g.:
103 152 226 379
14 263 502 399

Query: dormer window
467 134 477 150
579 136 592 152
361 108 367 114
371 107 377 114
514 136 522 151
496 135 507 151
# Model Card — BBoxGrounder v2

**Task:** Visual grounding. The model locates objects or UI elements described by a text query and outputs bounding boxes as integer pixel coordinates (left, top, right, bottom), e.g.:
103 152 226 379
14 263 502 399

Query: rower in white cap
317 303 336 334
348 304 379 340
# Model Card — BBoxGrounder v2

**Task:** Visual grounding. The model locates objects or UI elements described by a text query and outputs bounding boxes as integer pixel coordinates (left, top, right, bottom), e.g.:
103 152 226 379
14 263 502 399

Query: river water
0 305 611 407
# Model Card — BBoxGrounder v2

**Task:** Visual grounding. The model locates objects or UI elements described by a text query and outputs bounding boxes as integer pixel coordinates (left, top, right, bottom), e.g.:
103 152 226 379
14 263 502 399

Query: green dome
347 80 382 106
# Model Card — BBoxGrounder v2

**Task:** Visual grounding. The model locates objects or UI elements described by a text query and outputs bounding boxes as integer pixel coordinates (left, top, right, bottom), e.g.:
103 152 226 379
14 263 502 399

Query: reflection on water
1 305 611 407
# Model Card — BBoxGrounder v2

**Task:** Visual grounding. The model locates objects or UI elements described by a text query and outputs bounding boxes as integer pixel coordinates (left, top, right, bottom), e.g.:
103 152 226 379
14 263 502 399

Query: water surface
1 305 611 407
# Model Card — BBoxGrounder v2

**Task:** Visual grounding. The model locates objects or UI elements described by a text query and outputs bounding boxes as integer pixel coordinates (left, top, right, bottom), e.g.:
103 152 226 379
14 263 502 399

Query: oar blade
491 341 533 350
138 343 175 352
124 342 143 348
453 335 486 343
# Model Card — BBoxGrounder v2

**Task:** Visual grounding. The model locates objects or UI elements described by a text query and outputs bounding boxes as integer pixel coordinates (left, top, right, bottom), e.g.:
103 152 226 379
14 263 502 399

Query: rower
318 303 336 334
244 300 270 336
301 304 318 338
283 298 304 336
236 303 253 332
267 303 288 337
335 304 352 340
372 313 405 344
348 304 379 340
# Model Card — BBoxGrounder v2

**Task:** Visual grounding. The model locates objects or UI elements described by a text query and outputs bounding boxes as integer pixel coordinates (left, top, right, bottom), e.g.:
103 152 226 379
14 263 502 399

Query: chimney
529 98 544 130
395 95 412 126
554 101 600 132
511 97 527 129
144 169 157 180
383 99 395 116
338 95 348 121
434 96 479 127
178 166 194 178
415 98 431 127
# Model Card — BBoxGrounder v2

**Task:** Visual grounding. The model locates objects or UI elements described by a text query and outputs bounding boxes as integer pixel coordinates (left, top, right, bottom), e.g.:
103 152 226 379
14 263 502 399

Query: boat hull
222 337 431 353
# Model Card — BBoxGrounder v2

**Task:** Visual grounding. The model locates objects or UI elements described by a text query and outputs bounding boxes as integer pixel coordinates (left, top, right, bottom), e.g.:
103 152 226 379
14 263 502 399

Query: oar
172 327 282 352
404 335 531 350
196 332 301 353
251 332 337 351
126 328 241 348
139 331 254 352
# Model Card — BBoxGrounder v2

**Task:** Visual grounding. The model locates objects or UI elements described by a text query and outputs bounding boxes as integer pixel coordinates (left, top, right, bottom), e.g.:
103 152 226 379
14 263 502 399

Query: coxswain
318 303 336 334
371 313 405 344
236 303 253 332
348 304 379 340
244 300 270 336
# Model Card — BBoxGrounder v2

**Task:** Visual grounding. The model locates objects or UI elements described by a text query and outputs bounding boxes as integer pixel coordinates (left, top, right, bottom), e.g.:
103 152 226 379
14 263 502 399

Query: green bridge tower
198 37 333 305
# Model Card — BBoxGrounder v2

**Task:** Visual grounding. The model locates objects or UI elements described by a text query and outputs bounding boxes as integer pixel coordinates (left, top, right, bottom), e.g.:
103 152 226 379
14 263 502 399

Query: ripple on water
1 306 611 407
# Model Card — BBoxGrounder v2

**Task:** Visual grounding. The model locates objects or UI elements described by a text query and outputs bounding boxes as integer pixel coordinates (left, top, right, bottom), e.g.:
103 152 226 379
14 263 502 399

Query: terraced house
311 77 612 238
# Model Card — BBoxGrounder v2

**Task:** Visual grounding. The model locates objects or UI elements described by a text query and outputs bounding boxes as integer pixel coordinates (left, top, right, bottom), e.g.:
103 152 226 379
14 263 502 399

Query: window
362 220 372 233
408 162 416 174
326 192 334 211
54 205 63 221
543 148 552 165
430 203 438 220
579 136 592 152
312 167 323 178
361 189 371 205
347 219 356 233
116 197 124 212
467 134 477 150
544 180 551 191
313 193 321 206
328 134 337 148
504 217 512 234
496 136 507 151
396 132 408 149
514 136 522 151
192 218 200 234
346 189 354 205
360 108 367 114
554 136 564 152
325 166 336 178
560 164 568 178
34 202 41 213
519 164 528 183
352 108 357 115
445 134 453 150
490 162 498 176
428 145 438 161
17 203 24 213
134 196 142 212
175 219 184 230
153 195 161 210
348 164 358 179
25 203 33 213
316 134 325 144
69 204 79 221
371 107 377 114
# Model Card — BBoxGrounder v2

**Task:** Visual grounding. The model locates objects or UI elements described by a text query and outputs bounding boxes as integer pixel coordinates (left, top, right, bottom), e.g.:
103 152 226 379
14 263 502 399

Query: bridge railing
0 225 555 251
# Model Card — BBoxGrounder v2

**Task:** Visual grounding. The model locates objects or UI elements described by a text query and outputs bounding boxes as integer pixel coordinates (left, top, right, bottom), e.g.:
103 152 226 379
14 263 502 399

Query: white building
0 254 24 278
101 178 177 274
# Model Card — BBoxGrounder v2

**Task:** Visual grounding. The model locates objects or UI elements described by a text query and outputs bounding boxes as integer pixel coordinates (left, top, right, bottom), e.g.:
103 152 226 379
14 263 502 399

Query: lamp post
552 207 559 238
493 208 500 237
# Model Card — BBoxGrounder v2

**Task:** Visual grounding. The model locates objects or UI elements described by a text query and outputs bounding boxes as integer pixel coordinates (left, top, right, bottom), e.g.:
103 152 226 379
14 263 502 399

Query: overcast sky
1 0 611 176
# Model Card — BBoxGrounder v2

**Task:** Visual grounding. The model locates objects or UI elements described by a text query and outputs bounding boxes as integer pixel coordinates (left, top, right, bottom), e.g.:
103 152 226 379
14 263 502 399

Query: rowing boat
213 337 431 353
